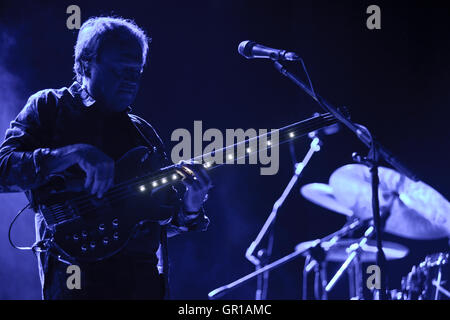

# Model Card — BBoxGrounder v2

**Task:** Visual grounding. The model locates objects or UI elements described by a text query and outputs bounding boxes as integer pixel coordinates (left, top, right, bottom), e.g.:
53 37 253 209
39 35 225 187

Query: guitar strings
48 118 336 218
48 116 336 217
47 115 336 217
53 123 336 218
66 114 334 206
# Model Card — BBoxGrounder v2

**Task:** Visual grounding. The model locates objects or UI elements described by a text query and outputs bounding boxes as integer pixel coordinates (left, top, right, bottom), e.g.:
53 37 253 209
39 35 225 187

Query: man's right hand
46 144 114 198
73 144 115 198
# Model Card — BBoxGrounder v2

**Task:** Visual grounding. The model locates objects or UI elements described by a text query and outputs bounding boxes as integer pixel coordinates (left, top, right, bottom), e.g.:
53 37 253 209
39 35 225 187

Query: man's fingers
97 179 107 198
92 170 109 197
90 170 101 196
104 175 114 196
181 163 213 189
83 166 114 197
190 171 207 188
96 166 112 198
84 166 95 191
102 169 115 197
77 147 115 197
195 168 212 188
183 177 201 191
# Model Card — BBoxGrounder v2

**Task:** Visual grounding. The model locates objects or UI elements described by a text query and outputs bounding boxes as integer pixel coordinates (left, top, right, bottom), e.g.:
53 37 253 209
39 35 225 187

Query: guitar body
36 146 176 263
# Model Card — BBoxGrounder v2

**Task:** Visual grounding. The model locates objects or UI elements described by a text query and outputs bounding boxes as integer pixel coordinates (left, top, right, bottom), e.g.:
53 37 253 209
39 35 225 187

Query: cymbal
329 164 450 240
300 183 353 216
295 239 409 262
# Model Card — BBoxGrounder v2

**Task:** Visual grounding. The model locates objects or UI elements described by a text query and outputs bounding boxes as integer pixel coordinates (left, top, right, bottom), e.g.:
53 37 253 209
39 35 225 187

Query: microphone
238 40 300 61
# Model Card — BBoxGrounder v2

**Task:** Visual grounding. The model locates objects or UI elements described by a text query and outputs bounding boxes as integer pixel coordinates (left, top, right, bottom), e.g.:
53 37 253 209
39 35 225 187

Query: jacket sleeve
0 91 55 193
128 114 210 238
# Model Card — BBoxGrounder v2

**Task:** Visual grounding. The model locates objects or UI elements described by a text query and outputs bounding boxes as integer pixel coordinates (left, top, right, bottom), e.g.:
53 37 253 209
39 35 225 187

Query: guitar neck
43 112 338 223
129 112 338 190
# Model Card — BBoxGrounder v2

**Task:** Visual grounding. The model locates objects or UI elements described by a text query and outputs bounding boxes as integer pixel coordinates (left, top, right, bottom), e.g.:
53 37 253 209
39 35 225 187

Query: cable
298 57 317 100
8 203 33 251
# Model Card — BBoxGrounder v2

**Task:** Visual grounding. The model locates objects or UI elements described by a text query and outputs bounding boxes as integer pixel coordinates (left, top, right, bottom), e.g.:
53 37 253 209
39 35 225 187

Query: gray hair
73 16 151 82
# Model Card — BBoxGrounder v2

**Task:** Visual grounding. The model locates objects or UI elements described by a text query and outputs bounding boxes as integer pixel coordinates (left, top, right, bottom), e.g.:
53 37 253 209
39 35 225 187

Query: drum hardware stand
245 135 322 300
272 59 420 299
302 241 328 300
325 225 375 299
346 252 364 299
208 219 363 299
432 255 450 299
433 278 450 299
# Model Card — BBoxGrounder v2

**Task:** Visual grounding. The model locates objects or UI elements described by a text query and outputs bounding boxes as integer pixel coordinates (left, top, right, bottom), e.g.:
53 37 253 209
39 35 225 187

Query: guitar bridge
41 202 79 227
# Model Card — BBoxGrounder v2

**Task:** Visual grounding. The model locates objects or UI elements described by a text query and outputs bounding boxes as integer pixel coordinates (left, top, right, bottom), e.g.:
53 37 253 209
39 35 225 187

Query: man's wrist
46 145 80 174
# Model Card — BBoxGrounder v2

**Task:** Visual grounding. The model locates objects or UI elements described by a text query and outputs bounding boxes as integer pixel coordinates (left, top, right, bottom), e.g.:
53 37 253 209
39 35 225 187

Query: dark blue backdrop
0 0 449 299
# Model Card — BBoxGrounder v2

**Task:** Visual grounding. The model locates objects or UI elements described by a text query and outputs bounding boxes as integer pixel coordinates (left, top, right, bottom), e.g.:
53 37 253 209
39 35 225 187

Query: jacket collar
68 81 133 113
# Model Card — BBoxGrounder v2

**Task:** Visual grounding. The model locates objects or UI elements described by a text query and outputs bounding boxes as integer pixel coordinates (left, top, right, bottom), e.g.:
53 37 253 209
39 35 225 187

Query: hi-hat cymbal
329 164 450 240
295 239 409 262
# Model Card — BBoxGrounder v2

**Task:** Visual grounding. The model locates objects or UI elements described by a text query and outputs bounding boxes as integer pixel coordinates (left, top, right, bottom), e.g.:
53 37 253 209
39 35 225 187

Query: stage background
0 0 449 299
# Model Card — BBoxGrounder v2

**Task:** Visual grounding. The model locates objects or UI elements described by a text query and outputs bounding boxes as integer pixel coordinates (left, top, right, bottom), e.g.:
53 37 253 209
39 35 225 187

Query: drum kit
298 163 450 300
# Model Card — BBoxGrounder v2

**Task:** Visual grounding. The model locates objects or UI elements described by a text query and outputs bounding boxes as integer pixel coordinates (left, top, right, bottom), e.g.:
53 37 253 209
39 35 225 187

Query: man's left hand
181 162 213 212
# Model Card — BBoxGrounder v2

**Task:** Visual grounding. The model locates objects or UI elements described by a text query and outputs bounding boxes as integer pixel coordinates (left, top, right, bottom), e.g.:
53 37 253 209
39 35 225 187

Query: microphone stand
208 219 363 299
245 136 322 300
272 60 419 299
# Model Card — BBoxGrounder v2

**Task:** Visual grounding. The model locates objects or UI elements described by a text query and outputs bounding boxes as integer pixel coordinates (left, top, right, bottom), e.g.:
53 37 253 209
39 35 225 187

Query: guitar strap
126 114 171 299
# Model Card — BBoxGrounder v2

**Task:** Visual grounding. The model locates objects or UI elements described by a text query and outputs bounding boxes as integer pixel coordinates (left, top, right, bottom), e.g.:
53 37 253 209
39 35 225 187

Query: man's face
87 38 144 112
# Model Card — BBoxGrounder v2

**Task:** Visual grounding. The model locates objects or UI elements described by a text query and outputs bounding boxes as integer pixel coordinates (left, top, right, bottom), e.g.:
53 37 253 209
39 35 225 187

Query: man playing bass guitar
0 16 212 300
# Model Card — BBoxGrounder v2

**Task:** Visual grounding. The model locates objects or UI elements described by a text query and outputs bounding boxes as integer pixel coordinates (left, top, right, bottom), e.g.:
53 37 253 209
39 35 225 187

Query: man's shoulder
23 86 74 121
18 86 71 126
27 86 69 106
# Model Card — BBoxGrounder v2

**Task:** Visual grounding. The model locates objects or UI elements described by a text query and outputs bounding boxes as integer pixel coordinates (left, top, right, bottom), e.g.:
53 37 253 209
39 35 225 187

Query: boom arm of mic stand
273 61 419 182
